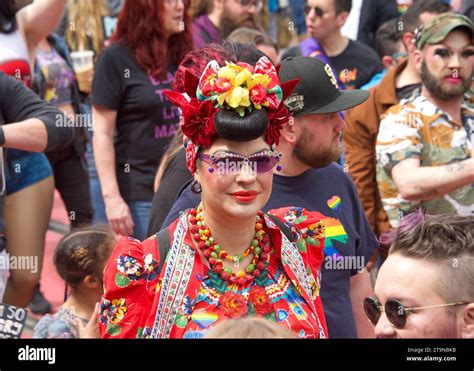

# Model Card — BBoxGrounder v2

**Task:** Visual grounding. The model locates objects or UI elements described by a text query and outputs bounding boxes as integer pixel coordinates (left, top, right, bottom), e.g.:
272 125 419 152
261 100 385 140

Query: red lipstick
444 76 461 84
230 190 258 203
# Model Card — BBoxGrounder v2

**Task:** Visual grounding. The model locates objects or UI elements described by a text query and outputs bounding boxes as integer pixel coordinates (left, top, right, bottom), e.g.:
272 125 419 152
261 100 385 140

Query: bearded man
375 13 474 227
193 0 261 49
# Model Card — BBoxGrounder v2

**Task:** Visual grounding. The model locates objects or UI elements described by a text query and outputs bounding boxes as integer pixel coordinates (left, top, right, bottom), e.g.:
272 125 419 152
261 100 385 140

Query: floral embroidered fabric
179 253 322 338
98 207 328 339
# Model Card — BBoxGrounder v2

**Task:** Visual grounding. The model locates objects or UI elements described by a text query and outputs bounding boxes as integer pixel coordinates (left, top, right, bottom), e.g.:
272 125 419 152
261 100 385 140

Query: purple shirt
192 15 221 49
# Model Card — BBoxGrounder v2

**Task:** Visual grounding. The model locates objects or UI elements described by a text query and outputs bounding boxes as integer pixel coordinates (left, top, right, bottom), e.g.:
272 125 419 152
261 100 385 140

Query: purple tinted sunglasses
197 150 282 174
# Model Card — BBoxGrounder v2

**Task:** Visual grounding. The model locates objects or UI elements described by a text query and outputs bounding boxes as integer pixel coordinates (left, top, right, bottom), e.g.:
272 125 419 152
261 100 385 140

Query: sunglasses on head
363 297 469 329
304 5 325 17
414 26 423 44
197 150 281 174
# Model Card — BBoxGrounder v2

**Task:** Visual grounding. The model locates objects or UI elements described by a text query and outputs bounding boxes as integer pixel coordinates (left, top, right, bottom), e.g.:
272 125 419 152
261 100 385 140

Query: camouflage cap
415 13 473 50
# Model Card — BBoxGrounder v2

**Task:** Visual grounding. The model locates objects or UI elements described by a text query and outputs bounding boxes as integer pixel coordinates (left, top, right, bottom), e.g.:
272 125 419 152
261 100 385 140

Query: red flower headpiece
164 57 299 175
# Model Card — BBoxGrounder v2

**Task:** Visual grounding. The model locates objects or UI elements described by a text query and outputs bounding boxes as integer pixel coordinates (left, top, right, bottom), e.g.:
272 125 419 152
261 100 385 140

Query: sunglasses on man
364 297 469 329
236 0 263 11
304 5 325 17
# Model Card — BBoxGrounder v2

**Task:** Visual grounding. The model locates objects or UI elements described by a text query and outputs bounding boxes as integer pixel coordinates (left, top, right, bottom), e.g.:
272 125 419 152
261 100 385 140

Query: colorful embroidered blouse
98 207 329 339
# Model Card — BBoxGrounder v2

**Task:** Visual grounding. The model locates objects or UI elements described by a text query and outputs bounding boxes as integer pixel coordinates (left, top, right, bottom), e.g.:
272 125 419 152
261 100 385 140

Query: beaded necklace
189 205 271 286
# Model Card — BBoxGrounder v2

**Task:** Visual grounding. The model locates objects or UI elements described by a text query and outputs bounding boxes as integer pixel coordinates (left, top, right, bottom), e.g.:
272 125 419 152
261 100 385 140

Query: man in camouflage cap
415 12 473 50
375 12 473 227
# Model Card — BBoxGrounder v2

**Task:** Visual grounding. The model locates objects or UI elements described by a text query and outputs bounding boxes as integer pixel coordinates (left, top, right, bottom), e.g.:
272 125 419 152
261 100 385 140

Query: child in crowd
33 227 115 338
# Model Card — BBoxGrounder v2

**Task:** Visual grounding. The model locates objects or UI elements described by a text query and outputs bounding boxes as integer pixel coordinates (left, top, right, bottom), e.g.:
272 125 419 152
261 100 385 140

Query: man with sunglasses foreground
366 211 474 338
282 0 383 89
161 56 380 338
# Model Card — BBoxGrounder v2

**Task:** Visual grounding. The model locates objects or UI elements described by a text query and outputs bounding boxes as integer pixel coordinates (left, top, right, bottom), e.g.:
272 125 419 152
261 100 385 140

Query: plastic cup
70 50 94 93
70 50 94 73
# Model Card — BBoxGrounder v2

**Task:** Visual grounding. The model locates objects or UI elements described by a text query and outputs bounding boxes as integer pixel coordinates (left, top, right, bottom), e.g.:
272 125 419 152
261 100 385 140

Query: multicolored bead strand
189 205 271 285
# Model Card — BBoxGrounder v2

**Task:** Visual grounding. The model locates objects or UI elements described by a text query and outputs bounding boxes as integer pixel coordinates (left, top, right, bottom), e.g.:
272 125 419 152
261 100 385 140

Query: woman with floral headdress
98 42 328 339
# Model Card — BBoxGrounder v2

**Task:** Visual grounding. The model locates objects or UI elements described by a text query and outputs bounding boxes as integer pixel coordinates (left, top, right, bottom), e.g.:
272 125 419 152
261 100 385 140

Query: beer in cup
70 50 94 94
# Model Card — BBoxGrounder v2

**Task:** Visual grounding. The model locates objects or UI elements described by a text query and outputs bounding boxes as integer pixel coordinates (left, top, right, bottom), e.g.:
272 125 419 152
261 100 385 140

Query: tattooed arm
391 158 474 202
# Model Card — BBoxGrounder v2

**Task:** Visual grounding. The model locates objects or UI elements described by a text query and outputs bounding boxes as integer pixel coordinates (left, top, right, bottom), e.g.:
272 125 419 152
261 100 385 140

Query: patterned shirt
376 91 474 227
33 306 88 339
36 47 75 106
98 208 329 339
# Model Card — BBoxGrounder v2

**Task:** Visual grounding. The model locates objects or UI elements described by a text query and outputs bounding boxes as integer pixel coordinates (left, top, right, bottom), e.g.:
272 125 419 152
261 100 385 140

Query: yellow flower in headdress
248 73 272 91
214 63 252 110
248 73 272 109
234 65 253 87
196 58 284 117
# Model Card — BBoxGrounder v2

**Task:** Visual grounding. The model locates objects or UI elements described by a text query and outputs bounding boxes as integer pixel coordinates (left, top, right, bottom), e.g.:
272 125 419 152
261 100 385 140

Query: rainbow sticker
321 217 348 257
327 195 342 211
191 312 218 329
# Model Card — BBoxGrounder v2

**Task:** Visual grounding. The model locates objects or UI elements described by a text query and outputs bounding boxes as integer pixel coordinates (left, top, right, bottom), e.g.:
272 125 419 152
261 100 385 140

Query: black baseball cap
279 57 369 115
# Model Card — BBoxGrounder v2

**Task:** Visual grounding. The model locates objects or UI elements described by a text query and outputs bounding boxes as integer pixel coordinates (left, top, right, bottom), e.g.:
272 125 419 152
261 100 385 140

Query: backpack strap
155 227 170 275
265 213 293 242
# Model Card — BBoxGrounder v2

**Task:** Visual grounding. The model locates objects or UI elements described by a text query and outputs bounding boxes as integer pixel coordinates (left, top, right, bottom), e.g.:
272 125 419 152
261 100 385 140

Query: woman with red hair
92 0 193 240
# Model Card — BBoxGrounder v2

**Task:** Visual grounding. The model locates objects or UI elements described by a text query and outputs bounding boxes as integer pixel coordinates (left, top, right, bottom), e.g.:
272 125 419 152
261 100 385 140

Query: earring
208 167 214 173
191 180 202 194
276 152 283 171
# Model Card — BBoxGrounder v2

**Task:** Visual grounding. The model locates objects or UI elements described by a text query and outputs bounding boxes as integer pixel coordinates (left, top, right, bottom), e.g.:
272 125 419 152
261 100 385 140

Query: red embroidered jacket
99 207 329 338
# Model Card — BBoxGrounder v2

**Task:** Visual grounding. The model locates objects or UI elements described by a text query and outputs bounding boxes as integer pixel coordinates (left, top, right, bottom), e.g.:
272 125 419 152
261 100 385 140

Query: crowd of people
0 0 472 340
